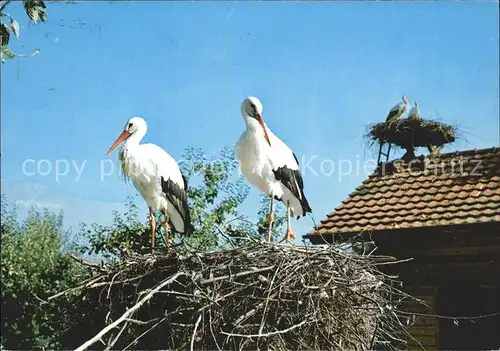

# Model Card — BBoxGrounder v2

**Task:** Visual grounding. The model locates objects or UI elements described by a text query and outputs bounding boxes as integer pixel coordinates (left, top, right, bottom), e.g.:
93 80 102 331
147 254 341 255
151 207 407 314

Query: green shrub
1 195 84 350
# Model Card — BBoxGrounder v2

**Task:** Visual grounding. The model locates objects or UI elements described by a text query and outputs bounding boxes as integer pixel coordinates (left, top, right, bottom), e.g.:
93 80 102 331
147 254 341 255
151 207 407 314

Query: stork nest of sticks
366 117 457 150
56 241 418 350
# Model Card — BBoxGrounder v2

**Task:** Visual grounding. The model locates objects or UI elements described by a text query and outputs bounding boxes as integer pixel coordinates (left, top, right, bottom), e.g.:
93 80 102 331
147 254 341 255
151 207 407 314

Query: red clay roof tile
307 147 500 237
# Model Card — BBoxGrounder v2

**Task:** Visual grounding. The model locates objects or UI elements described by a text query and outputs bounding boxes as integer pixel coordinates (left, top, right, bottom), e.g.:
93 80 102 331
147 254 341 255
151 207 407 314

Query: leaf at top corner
10 18 20 39
1 44 17 63
24 4 38 22
23 0 48 23
0 23 9 46
39 9 47 22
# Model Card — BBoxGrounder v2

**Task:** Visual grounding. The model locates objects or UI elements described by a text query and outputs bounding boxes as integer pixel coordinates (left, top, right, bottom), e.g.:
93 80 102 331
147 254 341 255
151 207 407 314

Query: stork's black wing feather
386 109 397 121
291 153 305 190
160 176 194 235
386 104 404 123
272 160 312 218
182 174 188 189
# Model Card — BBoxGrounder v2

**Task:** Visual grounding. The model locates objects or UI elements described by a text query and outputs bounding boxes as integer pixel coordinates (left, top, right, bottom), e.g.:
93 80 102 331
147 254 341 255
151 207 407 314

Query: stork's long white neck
403 99 410 110
124 128 146 150
244 115 267 134
242 114 273 157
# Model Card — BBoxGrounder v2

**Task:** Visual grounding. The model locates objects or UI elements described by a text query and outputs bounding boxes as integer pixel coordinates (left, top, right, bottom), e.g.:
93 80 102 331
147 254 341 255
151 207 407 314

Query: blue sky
1 1 499 237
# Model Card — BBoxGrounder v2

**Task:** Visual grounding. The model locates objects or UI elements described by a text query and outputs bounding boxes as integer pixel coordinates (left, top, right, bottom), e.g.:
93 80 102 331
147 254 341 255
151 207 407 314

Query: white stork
105 116 194 249
386 95 410 125
408 101 420 119
236 96 312 243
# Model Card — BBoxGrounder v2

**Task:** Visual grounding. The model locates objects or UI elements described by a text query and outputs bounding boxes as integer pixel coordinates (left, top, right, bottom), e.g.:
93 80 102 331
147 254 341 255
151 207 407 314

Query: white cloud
14 199 63 210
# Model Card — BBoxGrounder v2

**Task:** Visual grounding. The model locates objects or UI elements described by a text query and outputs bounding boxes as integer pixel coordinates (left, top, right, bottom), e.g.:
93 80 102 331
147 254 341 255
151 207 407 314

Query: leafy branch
0 0 46 63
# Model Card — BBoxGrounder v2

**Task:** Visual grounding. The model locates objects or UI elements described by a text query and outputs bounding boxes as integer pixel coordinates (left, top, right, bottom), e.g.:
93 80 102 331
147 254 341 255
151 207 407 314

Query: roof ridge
434 146 500 158
378 146 500 167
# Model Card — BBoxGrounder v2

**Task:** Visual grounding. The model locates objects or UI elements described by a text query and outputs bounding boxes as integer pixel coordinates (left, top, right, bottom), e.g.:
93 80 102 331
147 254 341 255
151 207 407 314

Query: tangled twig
74 272 185 351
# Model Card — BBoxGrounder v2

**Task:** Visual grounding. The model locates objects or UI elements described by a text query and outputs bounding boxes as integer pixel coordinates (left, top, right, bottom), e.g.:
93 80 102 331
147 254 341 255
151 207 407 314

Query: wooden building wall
329 222 500 350
404 285 438 350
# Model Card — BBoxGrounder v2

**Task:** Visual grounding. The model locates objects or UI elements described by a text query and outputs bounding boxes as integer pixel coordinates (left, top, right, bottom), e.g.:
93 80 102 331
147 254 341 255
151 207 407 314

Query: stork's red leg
149 207 156 249
267 196 275 242
161 208 170 251
279 204 296 243
163 221 169 251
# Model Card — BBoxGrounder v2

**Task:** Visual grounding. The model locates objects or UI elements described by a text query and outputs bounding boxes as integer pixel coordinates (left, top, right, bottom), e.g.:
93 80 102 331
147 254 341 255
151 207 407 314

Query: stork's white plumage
386 95 410 125
236 96 312 243
408 101 420 119
106 117 194 249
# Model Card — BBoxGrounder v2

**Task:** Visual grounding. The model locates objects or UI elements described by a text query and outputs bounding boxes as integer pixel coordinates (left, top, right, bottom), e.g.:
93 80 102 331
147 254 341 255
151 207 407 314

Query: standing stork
408 101 420 120
106 116 194 249
236 96 312 243
386 95 410 125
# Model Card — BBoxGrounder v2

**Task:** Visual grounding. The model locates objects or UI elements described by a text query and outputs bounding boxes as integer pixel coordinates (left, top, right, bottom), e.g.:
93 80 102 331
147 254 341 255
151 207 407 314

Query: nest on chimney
365 117 457 153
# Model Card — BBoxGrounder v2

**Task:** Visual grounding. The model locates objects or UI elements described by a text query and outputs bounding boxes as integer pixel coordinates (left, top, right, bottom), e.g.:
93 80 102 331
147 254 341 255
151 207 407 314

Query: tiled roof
307 147 500 238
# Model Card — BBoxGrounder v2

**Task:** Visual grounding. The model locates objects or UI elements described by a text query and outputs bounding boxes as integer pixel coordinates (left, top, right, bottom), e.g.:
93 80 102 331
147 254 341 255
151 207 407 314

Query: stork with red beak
236 96 312 243
106 116 194 249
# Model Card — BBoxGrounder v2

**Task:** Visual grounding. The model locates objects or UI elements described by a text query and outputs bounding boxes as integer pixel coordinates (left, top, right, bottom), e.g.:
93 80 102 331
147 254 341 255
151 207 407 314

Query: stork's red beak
106 130 131 156
255 113 271 147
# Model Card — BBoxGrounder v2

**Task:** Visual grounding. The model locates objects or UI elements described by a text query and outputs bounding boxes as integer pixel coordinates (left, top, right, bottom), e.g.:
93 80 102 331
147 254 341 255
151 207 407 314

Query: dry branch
74 272 185 351
62 241 417 350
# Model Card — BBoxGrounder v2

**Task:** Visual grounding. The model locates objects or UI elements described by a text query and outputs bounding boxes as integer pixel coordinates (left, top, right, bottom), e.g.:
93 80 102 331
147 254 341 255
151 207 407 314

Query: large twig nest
57 241 417 350
366 117 456 149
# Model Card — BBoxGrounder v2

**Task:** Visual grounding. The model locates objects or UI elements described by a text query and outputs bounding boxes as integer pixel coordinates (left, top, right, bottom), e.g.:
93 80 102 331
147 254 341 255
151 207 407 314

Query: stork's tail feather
183 216 195 236
178 199 195 236
160 176 195 237
168 206 195 236
302 196 312 214
296 196 312 219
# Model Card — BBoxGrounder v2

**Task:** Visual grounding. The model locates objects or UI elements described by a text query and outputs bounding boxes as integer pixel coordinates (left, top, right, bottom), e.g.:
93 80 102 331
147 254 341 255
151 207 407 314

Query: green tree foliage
224 193 287 246
179 145 250 250
0 0 46 63
77 196 147 260
0 195 85 350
